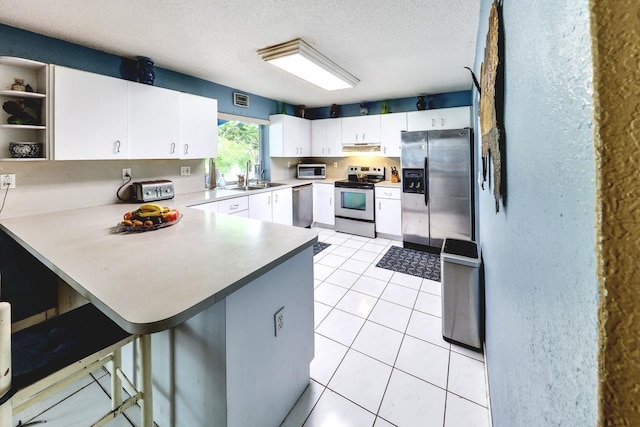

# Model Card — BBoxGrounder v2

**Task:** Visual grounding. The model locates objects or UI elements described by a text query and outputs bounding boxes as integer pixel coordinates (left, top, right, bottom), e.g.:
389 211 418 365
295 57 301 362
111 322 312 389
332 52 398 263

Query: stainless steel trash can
441 238 482 351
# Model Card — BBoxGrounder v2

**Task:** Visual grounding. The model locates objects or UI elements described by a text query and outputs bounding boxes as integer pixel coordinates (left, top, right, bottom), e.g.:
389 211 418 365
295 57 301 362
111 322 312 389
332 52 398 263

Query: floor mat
313 242 331 256
376 246 441 281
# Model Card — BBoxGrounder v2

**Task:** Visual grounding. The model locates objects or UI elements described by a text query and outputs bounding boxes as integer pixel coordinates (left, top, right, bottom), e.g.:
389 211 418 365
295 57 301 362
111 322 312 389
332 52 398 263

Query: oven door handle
424 157 429 207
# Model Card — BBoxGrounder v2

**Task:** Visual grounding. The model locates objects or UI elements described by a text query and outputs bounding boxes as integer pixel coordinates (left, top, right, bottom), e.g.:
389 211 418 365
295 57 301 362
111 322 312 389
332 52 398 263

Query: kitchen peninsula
0 204 317 427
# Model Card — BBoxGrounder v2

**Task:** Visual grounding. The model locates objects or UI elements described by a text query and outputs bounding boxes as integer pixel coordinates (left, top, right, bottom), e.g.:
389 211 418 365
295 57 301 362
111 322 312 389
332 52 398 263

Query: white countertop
0 203 317 334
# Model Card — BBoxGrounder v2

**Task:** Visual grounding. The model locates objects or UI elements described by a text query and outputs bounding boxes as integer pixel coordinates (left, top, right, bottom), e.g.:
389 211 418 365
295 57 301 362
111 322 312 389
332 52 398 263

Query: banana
138 203 165 212
136 210 163 218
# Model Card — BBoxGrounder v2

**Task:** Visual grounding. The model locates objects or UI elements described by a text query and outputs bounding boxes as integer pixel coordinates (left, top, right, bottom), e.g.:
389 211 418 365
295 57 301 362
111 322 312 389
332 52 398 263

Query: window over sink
211 119 261 186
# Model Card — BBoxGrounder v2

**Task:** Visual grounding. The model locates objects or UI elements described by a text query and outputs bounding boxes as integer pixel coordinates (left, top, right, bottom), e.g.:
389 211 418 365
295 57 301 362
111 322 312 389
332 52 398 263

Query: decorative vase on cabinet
137 56 155 85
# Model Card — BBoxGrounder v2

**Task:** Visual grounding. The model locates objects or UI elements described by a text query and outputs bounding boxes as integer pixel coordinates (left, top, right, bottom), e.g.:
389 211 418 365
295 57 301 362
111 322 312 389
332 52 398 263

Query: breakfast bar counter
0 204 317 426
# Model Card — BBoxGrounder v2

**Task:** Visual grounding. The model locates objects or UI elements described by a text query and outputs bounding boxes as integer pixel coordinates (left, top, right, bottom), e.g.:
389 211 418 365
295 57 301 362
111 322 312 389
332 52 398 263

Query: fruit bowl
9 142 42 158
115 214 182 233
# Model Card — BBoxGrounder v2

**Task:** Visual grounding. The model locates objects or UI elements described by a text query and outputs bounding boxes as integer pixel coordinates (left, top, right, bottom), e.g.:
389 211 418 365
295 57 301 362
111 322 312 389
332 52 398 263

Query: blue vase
137 56 155 85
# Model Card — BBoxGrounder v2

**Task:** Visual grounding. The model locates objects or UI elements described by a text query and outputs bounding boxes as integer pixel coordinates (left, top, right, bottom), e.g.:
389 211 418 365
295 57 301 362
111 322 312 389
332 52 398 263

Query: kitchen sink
222 182 285 191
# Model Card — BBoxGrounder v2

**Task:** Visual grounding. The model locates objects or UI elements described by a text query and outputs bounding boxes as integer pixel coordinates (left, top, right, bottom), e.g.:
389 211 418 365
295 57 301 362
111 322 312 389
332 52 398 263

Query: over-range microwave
297 164 327 179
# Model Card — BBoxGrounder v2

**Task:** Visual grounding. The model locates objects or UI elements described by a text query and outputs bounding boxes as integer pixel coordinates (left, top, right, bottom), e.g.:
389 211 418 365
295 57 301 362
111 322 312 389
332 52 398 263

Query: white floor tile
379 369 446 427
335 290 377 319
314 251 329 262
380 283 419 309
363 266 395 281
317 253 349 268
368 300 412 333
314 278 323 289
350 250 379 264
314 301 333 328
352 321 404 366
12 376 95 426
330 245 358 258
314 282 348 307
310 334 349 386
339 259 371 274
281 380 326 427
325 235 349 245
388 240 403 247
395 335 450 388
421 278 441 296
314 264 336 281
324 269 361 289
350 276 389 298
390 271 423 290
328 350 393 413
450 342 485 362
304 388 376 427
406 310 449 349
374 417 396 427
348 235 371 242
361 242 387 254
316 227 336 236
444 392 490 427
15 381 133 427
341 239 366 250
414 291 442 317
315 309 366 347
371 237 392 246
447 352 488 407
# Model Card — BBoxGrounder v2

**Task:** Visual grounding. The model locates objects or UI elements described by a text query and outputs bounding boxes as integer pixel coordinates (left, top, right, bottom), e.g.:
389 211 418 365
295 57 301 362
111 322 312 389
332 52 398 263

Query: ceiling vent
233 92 249 108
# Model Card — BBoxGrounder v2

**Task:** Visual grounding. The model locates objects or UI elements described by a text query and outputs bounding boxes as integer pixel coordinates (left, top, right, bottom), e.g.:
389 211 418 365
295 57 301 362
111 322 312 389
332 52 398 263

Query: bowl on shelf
9 142 42 158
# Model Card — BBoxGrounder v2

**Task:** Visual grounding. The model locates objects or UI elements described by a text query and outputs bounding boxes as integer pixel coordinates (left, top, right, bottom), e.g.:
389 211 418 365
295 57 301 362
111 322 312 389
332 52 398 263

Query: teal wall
474 1 598 425
0 23 278 120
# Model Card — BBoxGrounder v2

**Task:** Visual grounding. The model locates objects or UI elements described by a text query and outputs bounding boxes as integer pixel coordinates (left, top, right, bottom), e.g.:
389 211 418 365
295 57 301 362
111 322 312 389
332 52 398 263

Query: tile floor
12 227 490 427
280 227 491 427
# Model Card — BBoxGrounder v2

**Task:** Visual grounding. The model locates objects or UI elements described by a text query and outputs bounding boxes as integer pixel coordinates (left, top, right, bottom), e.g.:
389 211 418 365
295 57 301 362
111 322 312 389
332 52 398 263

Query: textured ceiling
0 0 480 108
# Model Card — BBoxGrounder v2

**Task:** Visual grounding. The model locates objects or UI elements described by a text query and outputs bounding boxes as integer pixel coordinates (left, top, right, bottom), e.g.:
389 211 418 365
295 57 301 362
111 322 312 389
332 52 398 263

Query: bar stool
0 299 153 426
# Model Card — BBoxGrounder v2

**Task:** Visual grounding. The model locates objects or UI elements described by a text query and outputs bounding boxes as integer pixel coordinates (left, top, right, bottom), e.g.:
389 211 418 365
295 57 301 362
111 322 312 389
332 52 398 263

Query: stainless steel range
334 165 385 238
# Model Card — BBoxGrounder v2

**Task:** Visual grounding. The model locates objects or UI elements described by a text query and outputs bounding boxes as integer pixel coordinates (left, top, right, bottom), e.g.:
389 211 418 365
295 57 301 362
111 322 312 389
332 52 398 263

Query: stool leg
0 302 11 427
111 348 123 410
139 334 153 427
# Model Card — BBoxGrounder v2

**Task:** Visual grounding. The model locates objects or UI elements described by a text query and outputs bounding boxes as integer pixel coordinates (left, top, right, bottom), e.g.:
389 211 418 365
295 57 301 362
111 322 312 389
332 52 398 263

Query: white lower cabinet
272 188 293 226
218 196 249 216
313 183 335 226
375 186 401 237
249 188 293 225
249 192 273 222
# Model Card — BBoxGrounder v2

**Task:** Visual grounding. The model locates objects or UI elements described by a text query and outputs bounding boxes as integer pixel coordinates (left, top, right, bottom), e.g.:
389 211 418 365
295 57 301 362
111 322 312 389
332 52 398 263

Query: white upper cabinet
52 65 218 160
128 83 180 159
407 106 471 131
269 114 311 157
341 115 381 145
179 92 218 159
52 66 129 160
380 113 406 157
311 118 342 157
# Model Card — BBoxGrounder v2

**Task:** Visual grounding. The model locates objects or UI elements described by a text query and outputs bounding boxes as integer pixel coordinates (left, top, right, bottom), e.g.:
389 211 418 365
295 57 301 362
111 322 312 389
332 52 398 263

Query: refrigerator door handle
424 156 429 207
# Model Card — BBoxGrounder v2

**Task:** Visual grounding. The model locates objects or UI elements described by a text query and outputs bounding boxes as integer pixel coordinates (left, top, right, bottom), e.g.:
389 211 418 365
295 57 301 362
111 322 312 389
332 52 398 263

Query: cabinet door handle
230 204 238 210
184 144 189 155
383 146 386 154
275 194 278 203
441 118 445 126
431 118 436 127
170 142 176 154
330 197 332 206
379 201 381 210
327 147 331 155
114 140 121 153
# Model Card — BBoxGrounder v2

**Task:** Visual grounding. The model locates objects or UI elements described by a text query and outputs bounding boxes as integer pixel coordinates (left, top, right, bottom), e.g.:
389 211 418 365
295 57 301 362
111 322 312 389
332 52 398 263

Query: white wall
0 159 205 219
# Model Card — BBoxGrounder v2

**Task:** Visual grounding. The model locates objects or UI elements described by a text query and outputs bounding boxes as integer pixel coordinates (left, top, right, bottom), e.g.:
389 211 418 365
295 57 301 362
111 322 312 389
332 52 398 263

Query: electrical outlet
122 168 132 179
333 162 338 168
274 307 285 337
181 166 191 176
1 174 15 189
287 161 291 168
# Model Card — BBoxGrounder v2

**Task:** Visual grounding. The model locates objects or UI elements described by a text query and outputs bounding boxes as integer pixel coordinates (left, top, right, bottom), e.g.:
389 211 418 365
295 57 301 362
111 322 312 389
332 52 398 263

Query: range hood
341 142 381 152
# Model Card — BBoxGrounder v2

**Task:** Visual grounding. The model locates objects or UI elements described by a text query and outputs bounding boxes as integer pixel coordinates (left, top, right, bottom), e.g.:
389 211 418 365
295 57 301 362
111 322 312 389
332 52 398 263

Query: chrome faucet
245 159 251 189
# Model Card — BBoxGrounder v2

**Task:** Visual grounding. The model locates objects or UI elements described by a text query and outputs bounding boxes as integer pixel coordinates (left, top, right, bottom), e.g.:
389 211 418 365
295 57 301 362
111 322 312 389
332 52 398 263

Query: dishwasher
293 184 313 227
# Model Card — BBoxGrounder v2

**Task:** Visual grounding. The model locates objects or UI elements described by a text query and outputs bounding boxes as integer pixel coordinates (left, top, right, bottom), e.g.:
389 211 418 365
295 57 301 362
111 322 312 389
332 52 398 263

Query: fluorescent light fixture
258 38 359 91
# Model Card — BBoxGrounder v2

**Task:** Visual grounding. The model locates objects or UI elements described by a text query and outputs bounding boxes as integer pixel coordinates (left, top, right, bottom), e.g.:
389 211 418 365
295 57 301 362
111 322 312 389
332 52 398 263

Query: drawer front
375 187 401 200
314 183 335 194
190 201 219 213
218 196 249 214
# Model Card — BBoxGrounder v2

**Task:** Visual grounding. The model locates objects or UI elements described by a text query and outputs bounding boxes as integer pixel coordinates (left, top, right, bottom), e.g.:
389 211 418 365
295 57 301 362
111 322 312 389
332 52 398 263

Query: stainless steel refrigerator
401 128 473 249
